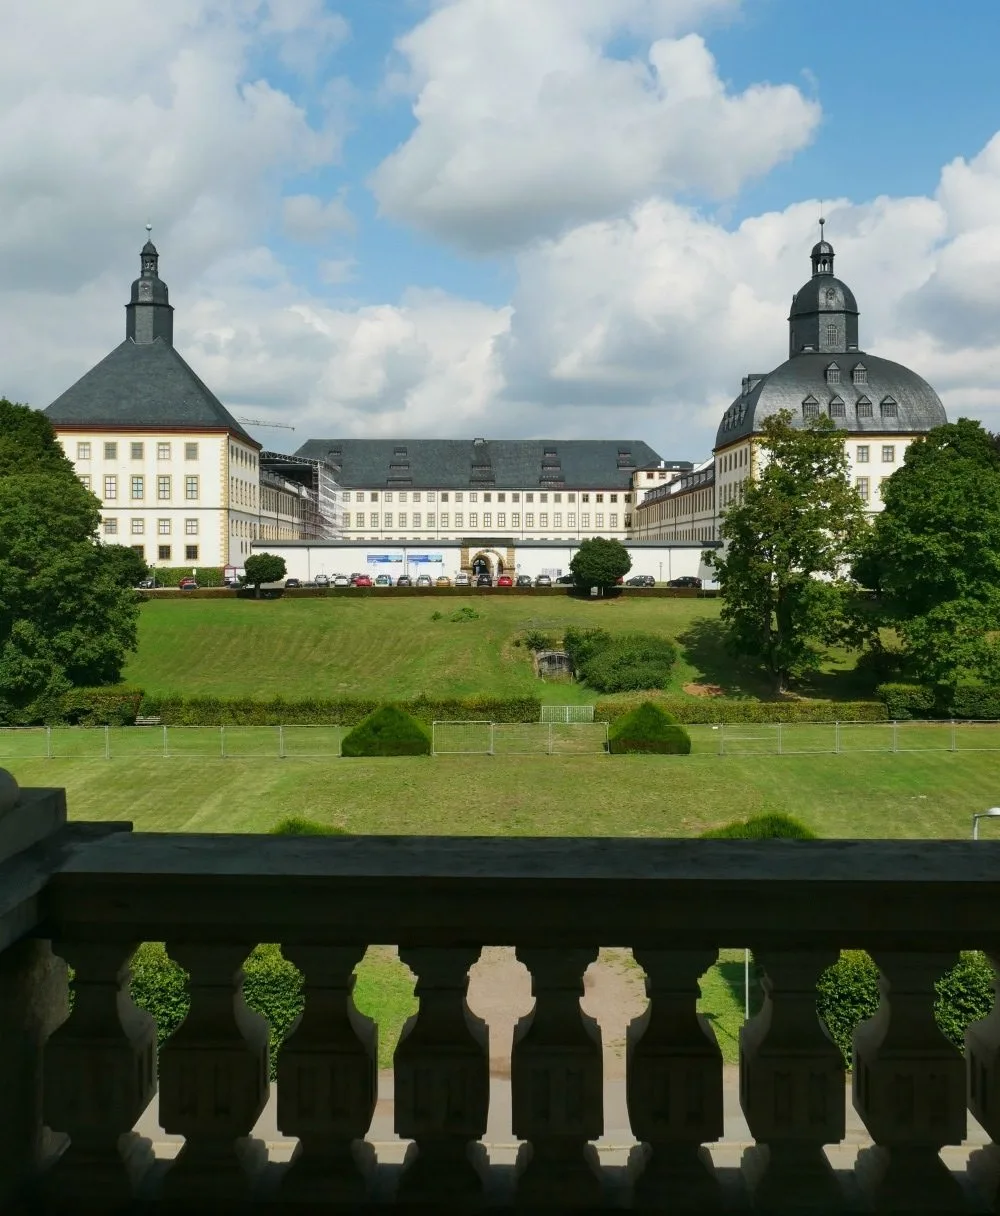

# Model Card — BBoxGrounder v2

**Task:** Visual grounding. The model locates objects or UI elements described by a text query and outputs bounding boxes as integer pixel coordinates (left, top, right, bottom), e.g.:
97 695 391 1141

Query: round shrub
270 816 347 835
816 950 880 1066
700 812 817 839
934 950 996 1050
582 633 678 693
341 704 432 757
608 701 691 754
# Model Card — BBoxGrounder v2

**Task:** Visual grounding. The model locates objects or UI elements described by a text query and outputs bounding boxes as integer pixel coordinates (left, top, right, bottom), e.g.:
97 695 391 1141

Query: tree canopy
859 418 1000 688
570 536 631 592
0 400 140 719
100 543 150 589
707 411 869 693
244 552 287 597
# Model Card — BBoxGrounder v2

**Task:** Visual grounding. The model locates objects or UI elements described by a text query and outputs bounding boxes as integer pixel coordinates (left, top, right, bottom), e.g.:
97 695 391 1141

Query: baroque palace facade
41 230 947 571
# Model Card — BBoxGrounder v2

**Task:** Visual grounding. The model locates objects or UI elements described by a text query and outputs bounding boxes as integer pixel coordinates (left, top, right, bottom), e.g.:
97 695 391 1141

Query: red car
179 577 198 590
496 575 513 587
352 574 373 587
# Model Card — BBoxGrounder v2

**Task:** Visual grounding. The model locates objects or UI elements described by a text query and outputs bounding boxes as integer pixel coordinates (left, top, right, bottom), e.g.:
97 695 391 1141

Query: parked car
179 577 198 590
396 575 413 587
348 573 366 585
285 578 301 588
556 574 574 585
374 574 393 586
625 574 655 587
333 574 351 587
534 574 552 587
415 574 433 587
353 574 373 587
496 574 513 587
314 574 330 587
515 574 533 587
435 575 452 587
137 577 156 589
455 572 471 586
223 577 240 588
668 575 702 588
476 574 492 587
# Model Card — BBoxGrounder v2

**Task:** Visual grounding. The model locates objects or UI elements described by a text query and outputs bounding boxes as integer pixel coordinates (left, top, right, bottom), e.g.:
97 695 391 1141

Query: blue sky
4 0 1000 457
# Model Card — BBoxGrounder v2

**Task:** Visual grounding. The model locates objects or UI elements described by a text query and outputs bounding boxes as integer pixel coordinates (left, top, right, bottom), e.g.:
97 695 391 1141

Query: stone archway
470 550 505 577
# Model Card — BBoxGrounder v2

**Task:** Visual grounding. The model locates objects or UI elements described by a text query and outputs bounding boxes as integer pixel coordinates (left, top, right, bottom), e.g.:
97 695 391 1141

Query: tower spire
126 232 174 345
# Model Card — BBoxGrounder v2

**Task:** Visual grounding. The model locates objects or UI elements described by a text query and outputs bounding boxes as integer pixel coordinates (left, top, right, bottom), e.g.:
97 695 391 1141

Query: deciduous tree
707 411 868 693
570 536 631 593
243 552 287 598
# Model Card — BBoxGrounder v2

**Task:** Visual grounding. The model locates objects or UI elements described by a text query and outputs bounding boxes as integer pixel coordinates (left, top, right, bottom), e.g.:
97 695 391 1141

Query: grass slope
123 597 871 704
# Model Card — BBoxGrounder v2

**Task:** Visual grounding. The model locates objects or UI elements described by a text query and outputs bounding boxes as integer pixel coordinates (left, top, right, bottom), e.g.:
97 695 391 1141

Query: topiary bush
270 816 347 835
341 704 432 757
876 682 936 719
700 812 817 839
608 701 691 754
563 627 677 693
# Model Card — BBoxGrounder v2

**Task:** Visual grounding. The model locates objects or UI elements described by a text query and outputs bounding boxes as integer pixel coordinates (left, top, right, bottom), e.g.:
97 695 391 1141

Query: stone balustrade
3 777 1000 1211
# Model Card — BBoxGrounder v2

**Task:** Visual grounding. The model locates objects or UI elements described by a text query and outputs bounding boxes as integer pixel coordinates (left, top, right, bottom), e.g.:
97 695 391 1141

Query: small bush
522 629 553 652
242 944 304 1079
876 682 936 719
430 611 443 621
270 816 347 835
949 681 1000 721
563 627 613 668
816 951 880 1066
583 634 678 692
450 606 480 622
700 812 817 839
608 701 691 754
129 943 190 1049
934 950 996 1049
341 705 432 757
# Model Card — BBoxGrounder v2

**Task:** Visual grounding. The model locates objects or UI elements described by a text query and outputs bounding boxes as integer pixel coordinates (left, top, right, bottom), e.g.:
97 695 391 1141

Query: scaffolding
258 452 344 539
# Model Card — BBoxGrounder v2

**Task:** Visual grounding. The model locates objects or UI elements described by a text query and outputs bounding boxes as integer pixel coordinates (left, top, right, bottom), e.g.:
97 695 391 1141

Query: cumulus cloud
371 0 819 250
283 192 356 241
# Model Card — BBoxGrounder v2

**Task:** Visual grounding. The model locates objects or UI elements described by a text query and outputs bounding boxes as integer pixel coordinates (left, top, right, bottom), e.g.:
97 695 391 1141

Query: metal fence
686 720 1000 755
432 721 610 756
540 705 596 724
0 725 348 761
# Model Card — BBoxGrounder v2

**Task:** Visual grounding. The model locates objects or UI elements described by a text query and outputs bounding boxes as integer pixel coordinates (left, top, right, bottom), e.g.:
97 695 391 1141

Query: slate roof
293 438 675 490
45 339 257 446
715 352 947 448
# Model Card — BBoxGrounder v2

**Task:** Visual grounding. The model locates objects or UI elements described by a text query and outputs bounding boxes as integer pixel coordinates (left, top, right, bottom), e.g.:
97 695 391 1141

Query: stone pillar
510 947 604 1207
394 946 489 1205
42 940 157 1204
625 948 724 1210
276 944 377 1201
739 949 845 1211
158 943 269 1200
853 951 967 1211
0 939 70 1210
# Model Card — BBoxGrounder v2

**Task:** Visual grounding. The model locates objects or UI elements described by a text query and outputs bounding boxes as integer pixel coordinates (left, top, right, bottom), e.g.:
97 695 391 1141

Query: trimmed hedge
146 566 226 588
341 705 431 757
141 693 542 726
0 685 145 727
876 680 1000 720
875 682 937 720
594 697 888 725
949 681 1000 720
608 702 691 754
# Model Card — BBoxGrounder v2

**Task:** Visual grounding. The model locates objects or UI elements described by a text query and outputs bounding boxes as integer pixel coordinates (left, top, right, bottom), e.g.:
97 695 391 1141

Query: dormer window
826 363 840 384
802 396 820 419
857 397 873 419
829 396 846 418
880 397 898 419
852 364 867 385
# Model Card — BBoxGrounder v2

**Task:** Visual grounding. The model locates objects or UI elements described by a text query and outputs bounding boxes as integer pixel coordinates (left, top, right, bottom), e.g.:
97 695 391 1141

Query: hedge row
119 942 995 1079
593 697 888 725
0 685 146 727
145 567 227 588
141 693 543 726
877 681 1000 720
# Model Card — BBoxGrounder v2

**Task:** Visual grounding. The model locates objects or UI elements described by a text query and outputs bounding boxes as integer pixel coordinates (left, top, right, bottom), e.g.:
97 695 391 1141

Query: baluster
965 949 1000 1210
158 943 269 1200
739 949 846 1210
625 948 724 1209
394 946 489 1204
276 944 377 1200
510 947 603 1207
42 940 157 1204
853 951 967 1211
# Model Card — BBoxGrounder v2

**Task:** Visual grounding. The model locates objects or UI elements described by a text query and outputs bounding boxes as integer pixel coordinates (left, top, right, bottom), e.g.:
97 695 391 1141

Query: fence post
548 722 554 755
489 722 495 757
719 721 725 757
279 725 285 759
221 725 226 759
162 724 168 758
950 718 957 753
104 725 110 761
835 721 840 756
46 725 52 760
777 722 782 755
892 720 898 754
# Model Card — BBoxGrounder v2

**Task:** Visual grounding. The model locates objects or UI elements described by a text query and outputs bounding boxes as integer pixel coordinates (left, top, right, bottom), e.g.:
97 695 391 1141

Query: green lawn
122 596 871 703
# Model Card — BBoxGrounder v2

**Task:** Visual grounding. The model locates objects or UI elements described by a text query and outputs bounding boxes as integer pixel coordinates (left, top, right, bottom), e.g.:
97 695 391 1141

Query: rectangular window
610 493 618 503
355 491 364 502
413 492 421 503
384 491 393 503
882 445 895 463
497 513 506 528
568 513 577 527
595 513 605 527
184 443 198 460
384 514 393 528
484 493 491 503
440 492 448 503
512 492 520 503
157 475 171 500
553 493 561 503
856 446 870 463
525 493 534 503
610 513 618 527
103 518 117 535
596 493 604 503
525 513 534 527
399 513 407 527
512 513 520 527
158 518 171 535
427 491 436 501
131 518 144 535
158 545 171 560
104 475 117 499
79 474 91 489
77 442 91 460
104 442 117 460
483 512 492 527
581 513 590 527
130 544 144 558
539 493 548 504
185 476 199 500
399 491 408 503
856 476 870 503
355 512 364 527
185 545 199 561
130 442 144 460
468 513 478 527
371 492 379 502
427 513 435 527
412 512 422 527
553 513 562 527
539 513 548 527
185 518 198 535
126 474 142 500
440 513 449 527
454 513 463 527
370 513 379 528
469 492 478 503
157 442 171 460
582 493 590 503
497 492 506 503
625 493 632 503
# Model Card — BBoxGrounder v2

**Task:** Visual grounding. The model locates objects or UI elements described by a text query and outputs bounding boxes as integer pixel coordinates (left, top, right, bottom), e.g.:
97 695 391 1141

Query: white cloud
371 0 818 251
283 192 356 241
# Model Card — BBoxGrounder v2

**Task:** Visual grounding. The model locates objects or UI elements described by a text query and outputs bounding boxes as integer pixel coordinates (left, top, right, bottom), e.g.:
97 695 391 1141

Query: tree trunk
254 584 260 599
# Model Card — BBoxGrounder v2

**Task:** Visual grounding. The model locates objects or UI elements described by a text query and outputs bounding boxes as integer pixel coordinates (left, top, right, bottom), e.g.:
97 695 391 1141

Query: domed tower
125 231 174 346
787 219 859 358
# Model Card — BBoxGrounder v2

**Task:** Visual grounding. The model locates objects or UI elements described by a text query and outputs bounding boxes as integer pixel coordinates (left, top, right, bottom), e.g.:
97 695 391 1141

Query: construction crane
237 417 295 431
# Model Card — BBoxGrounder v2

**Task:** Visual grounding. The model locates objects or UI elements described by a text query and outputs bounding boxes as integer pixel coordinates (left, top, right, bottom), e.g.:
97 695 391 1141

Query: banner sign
409 554 443 563
366 554 404 564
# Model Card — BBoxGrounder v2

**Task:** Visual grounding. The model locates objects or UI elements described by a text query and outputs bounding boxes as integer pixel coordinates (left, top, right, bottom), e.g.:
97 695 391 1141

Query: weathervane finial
818 209 825 241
